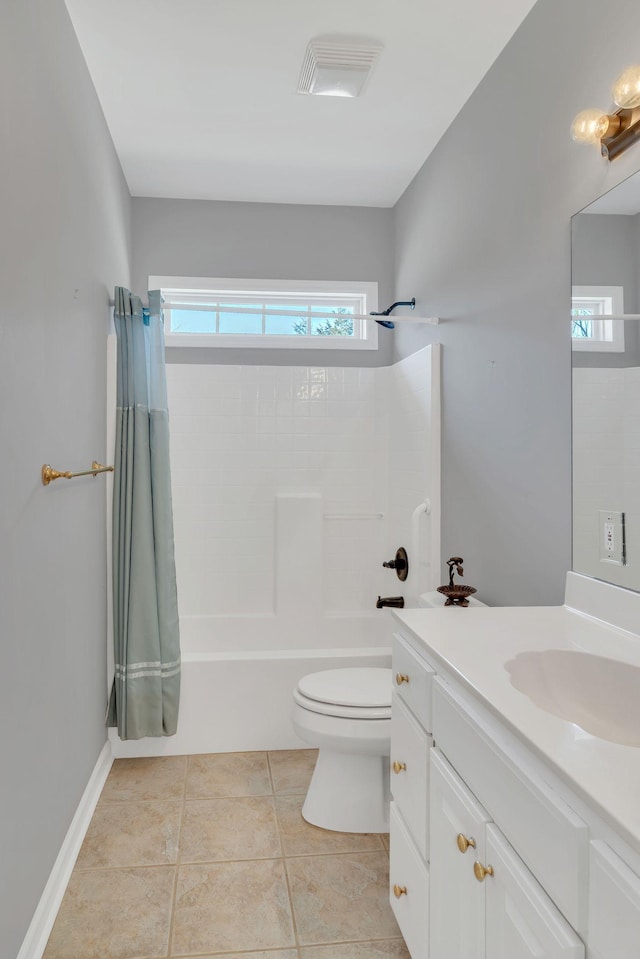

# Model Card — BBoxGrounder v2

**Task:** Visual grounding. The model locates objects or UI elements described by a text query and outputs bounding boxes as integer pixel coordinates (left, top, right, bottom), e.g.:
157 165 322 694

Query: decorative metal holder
437 556 477 607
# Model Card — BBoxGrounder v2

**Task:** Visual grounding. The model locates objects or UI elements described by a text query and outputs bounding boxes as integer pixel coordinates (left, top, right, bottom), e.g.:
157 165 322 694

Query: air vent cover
297 35 383 98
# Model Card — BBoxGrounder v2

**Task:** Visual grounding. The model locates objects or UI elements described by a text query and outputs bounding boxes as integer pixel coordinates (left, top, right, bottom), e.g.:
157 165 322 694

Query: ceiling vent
297 35 383 98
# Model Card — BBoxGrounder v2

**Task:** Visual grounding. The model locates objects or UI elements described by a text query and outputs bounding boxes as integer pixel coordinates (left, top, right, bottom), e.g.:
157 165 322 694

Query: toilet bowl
291 667 392 834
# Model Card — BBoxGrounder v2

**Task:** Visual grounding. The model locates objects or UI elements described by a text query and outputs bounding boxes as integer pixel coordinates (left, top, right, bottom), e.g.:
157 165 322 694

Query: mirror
572 171 640 591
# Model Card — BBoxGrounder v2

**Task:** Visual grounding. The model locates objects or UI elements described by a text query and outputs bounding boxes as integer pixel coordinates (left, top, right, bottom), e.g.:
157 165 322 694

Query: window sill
164 333 379 350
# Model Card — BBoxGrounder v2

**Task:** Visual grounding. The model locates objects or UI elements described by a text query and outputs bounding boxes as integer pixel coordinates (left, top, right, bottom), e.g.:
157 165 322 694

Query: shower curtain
107 288 181 739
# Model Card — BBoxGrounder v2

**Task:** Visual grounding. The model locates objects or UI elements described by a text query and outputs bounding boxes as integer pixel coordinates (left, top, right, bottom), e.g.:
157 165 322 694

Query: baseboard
16 741 113 959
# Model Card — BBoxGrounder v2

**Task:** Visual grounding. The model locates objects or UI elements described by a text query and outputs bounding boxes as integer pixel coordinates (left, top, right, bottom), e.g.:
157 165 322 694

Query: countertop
392 603 640 854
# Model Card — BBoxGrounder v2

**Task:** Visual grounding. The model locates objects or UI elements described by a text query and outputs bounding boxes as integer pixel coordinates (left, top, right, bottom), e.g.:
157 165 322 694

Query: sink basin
505 649 640 746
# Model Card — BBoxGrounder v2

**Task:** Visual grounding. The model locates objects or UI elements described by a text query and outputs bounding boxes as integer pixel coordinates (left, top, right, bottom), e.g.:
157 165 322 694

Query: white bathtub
109 613 391 758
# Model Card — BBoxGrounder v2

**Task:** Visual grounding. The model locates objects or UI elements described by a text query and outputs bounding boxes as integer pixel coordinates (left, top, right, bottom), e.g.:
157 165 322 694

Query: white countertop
392 601 640 853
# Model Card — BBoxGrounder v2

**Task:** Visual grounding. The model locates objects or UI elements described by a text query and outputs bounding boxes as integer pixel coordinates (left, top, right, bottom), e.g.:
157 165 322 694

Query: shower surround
110 346 439 757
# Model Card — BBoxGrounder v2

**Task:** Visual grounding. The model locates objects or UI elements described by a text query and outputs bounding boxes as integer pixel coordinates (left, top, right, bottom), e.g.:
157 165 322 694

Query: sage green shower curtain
107 288 180 739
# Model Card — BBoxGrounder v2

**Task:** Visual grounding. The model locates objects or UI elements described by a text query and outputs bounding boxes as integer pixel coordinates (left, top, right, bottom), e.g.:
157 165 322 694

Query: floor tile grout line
186 792 298 805
282 851 302 953
167 940 406 959
265 751 293 862
298 938 405 950
299 935 408 948
283 848 389 860
266 749 277 795
72 845 388 874
98 790 306 806
167 755 190 957
269 751 304 954
169 949 301 959
94 798 186 807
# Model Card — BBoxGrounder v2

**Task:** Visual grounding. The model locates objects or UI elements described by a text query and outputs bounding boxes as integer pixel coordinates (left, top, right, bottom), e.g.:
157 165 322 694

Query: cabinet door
588 840 640 959
485 825 584 959
390 802 429 959
391 694 431 860
429 749 489 959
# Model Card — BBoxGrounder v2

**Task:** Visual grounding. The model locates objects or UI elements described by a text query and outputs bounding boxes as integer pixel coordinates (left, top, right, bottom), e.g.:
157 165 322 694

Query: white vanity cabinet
390 584 640 959
429 748 583 959
389 633 435 959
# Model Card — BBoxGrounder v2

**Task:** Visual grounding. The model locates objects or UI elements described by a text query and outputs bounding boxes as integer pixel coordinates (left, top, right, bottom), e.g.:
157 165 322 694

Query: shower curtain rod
109 300 439 325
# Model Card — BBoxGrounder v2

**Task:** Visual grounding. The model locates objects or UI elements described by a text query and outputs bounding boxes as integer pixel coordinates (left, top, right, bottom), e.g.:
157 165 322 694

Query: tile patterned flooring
43 749 408 959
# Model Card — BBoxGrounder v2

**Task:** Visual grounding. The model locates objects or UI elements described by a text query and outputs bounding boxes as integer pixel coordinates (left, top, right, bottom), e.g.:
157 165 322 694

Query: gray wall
0 2 131 953
391 0 640 606
132 197 394 367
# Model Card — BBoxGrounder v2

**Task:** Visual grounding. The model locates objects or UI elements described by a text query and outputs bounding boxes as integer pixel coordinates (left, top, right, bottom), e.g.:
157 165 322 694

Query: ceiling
64 0 538 207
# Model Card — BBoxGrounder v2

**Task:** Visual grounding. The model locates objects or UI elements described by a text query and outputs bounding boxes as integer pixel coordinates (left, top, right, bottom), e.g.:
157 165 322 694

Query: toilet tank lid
296 667 392 708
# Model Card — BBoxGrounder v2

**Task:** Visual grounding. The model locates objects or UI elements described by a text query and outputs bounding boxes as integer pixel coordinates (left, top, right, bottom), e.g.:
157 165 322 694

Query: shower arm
369 298 416 330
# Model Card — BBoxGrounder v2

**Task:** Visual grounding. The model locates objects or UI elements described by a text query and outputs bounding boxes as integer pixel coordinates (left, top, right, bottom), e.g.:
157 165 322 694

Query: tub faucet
376 596 405 609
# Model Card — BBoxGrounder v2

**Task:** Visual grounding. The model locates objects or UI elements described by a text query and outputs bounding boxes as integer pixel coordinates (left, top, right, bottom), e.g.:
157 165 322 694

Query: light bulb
612 65 640 109
571 108 609 144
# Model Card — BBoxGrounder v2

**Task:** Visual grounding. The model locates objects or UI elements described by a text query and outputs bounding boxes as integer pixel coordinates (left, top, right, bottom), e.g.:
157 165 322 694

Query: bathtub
109 613 391 758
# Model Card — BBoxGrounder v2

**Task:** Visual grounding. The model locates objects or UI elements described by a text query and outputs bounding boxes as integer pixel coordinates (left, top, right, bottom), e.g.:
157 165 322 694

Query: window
151 276 379 350
571 285 625 352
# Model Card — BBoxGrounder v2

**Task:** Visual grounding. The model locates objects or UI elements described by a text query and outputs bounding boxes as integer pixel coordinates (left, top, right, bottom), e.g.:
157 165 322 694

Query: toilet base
301 749 390 834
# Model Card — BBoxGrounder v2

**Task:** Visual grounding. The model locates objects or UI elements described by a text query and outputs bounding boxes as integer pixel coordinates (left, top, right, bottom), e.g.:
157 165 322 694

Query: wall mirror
572 171 640 591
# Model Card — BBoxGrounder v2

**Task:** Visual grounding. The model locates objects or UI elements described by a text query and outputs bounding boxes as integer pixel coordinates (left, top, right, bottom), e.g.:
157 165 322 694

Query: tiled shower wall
166 347 436 649
573 366 640 591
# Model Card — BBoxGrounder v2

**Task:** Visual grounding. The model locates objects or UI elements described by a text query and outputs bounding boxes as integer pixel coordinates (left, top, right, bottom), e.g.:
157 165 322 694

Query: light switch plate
599 510 626 566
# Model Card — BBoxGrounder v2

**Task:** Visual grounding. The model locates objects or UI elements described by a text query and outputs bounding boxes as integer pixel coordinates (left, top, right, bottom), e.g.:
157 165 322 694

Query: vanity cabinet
389 633 434 959
390 584 640 959
430 748 583 959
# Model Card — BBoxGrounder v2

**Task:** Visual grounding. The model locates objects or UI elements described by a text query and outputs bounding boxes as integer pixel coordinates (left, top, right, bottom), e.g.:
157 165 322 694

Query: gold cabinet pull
392 761 407 774
456 833 476 854
393 884 407 898
473 861 494 882
395 673 410 685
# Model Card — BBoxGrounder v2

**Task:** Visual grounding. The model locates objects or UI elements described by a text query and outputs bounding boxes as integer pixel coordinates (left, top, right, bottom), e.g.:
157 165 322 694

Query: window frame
151 276 379 350
571 285 625 352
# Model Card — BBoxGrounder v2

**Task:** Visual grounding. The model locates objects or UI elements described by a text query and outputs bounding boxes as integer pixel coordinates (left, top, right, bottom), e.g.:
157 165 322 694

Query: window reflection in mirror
572 172 640 590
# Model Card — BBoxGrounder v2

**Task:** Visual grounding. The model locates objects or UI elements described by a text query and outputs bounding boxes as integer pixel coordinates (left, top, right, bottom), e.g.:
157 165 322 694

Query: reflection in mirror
572 170 640 592
572 319 639 591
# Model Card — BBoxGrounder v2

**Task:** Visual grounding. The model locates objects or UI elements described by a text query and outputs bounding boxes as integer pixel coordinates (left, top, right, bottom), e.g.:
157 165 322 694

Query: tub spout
376 596 405 609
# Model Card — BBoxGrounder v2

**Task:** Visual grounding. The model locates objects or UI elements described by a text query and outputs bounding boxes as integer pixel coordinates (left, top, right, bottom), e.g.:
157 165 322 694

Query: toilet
291 666 392 834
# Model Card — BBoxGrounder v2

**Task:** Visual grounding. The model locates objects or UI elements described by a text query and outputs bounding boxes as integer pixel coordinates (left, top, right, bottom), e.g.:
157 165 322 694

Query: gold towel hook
41 461 114 486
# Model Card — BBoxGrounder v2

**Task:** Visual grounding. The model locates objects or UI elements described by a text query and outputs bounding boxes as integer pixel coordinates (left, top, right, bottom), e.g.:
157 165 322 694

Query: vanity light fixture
297 35 383 98
571 64 640 160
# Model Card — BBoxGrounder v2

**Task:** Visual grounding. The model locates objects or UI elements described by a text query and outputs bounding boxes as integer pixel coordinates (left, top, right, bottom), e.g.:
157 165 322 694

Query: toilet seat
294 667 392 719
293 687 391 719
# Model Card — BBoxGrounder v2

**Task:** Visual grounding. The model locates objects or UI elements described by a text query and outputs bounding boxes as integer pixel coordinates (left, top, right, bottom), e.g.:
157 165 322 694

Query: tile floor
43 749 408 959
